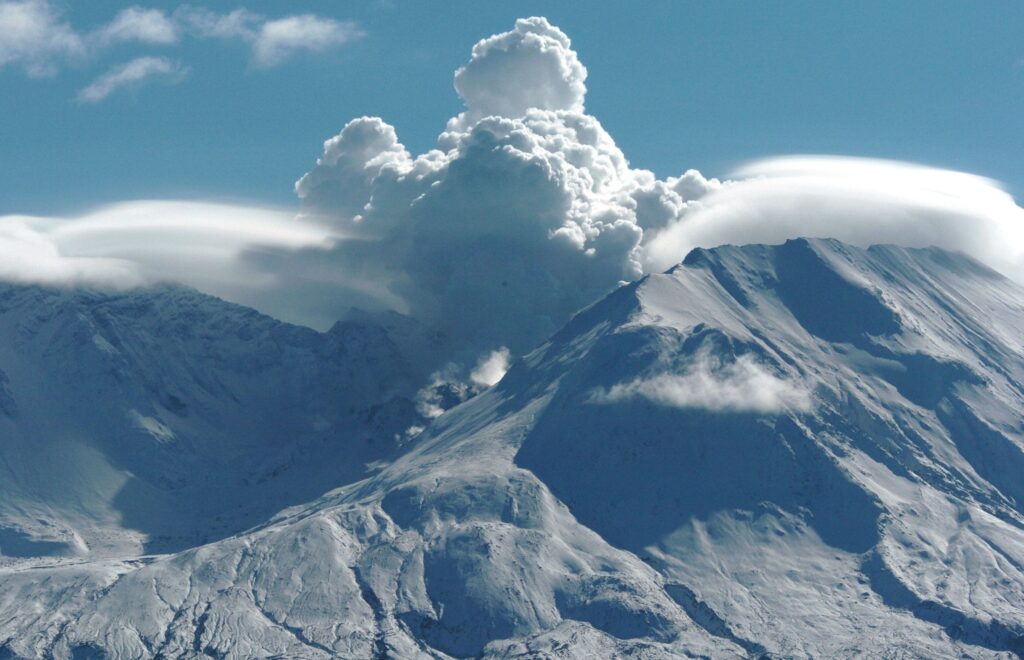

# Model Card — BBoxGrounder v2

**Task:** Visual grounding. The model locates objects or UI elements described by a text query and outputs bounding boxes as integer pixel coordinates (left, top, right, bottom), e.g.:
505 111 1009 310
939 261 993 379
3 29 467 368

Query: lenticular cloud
643 156 1024 279
0 201 333 303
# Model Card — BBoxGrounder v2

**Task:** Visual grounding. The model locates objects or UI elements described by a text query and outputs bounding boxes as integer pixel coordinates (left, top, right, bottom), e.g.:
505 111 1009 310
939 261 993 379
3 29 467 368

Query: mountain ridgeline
3 239 1024 658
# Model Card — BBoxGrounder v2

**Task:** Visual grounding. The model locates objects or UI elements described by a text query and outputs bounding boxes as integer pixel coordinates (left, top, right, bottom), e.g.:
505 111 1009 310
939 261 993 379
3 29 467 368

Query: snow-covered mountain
4 239 1024 658
0 283 441 559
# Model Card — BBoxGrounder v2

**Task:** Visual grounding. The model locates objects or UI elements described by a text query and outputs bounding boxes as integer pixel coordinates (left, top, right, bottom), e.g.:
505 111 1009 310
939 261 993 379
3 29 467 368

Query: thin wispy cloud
251 14 363 67
76 56 185 103
0 0 84 77
96 7 179 46
177 7 362 68
176 7 259 41
0 1 363 96
0 1 179 75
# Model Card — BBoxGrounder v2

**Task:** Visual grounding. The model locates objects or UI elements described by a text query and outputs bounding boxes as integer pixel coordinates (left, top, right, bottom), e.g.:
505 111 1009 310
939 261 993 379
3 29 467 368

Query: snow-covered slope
4 239 1024 658
0 284 436 558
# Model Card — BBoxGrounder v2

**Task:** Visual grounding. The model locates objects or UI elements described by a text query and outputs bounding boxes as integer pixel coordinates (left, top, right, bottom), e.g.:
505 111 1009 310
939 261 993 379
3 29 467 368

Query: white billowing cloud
451 16 587 128
295 111 653 355
96 7 178 46
0 0 83 76
0 201 335 304
292 18 725 358
295 116 413 221
76 56 185 103
643 156 1024 280
470 348 511 388
592 355 813 414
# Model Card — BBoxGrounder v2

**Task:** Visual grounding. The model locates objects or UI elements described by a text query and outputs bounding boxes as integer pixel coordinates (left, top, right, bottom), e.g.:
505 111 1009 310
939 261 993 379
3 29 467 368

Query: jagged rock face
4 239 1024 658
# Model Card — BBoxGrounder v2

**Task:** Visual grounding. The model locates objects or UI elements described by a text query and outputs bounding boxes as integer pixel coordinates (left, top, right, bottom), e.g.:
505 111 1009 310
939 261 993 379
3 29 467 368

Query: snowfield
4 239 1024 657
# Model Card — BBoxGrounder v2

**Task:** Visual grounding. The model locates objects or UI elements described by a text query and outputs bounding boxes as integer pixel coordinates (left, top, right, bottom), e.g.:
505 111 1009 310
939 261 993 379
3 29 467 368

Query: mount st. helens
3 239 1024 657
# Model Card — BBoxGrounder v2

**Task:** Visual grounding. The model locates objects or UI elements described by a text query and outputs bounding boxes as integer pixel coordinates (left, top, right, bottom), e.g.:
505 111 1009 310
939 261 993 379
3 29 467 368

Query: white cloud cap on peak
0 200 336 311
451 17 587 127
0 216 140 288
643 156 1024 280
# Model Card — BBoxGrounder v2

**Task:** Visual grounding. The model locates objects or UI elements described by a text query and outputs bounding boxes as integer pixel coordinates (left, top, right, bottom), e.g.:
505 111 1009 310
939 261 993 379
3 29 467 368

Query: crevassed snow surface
4 239 1024 657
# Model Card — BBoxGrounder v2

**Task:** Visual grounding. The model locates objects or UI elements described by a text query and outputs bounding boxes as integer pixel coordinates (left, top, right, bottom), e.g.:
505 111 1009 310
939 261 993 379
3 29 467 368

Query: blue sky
1 0 1022 216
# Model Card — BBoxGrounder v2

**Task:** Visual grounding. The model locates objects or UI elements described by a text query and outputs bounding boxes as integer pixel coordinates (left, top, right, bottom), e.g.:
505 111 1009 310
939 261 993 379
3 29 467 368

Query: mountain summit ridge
3 239 1024 657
